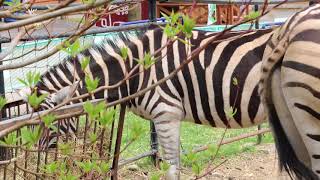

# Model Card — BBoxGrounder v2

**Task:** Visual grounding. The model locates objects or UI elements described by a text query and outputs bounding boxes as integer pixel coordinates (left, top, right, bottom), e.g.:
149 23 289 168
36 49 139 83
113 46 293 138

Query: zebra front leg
152 111 182 180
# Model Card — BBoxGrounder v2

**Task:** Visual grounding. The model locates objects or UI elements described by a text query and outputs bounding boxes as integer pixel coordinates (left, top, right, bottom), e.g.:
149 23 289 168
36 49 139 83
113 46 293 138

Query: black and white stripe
260 4 320 180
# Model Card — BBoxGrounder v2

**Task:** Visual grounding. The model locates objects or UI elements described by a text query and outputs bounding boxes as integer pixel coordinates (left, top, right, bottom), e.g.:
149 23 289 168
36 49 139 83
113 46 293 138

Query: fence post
0 42 9 161
148 0 160 166
111 104 126 180
254 4 263 145
0 43 5 119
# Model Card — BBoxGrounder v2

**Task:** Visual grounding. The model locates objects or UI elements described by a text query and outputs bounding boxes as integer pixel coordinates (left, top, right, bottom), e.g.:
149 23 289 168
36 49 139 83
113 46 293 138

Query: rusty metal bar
111 104 126 180
119 150 157 167
108 106 117 156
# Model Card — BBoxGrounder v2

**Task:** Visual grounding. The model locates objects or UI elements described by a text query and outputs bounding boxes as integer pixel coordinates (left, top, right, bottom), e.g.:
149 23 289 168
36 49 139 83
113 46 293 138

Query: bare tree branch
0 0 111 31
0 28 28 60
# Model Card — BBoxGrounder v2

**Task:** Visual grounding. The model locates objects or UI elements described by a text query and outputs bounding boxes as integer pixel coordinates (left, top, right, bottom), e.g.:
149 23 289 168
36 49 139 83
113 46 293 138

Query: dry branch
192 128 271 154
0 0 108 31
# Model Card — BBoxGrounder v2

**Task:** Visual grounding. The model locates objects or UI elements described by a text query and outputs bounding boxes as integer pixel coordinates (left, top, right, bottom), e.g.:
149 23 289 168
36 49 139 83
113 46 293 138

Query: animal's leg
152 110 183 180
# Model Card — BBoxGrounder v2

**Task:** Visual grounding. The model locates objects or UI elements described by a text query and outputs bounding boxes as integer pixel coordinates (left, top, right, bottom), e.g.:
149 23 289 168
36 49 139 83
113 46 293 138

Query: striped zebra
16 26 274 179
260 4 320 180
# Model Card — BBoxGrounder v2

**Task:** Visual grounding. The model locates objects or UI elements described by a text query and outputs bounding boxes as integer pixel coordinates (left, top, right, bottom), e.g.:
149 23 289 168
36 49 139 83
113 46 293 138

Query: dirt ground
120 143 291 180
198 143 291 180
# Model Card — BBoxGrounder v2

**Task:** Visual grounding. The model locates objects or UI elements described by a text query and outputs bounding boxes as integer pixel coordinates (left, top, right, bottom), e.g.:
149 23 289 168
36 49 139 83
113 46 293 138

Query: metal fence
0 99 117 179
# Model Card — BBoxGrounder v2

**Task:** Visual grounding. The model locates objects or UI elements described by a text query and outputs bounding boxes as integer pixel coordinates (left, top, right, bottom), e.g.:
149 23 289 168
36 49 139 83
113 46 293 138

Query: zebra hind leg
152 111 182 180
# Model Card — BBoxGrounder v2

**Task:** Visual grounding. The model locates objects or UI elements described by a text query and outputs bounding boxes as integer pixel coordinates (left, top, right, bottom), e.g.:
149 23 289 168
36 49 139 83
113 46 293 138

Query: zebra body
260 4 320 180
17 27 274 179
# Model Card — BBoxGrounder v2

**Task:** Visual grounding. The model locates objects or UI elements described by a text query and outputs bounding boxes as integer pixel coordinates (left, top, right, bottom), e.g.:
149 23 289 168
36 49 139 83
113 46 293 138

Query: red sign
96 2 149 27
96 5 129 27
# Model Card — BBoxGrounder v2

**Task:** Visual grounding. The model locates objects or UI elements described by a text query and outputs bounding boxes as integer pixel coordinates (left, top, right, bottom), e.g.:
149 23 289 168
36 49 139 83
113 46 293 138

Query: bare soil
120 143 291 180
198 143 291 180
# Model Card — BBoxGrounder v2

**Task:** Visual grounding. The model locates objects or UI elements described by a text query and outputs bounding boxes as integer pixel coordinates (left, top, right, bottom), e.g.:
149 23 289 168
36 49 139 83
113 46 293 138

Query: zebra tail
266 67 318 180
268 102 318 180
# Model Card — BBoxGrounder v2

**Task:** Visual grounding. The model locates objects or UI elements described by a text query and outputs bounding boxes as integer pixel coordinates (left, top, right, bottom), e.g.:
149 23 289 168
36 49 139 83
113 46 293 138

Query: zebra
16 26 275 179
260 4 320 180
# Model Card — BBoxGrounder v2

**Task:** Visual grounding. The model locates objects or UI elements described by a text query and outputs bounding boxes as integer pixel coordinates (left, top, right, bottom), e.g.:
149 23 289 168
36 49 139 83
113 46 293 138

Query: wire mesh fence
0 31 130 179
0 102 114 179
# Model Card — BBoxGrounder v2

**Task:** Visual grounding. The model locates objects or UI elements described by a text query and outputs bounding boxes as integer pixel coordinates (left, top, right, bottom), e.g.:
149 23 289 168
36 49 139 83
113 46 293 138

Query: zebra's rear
260 4 320 179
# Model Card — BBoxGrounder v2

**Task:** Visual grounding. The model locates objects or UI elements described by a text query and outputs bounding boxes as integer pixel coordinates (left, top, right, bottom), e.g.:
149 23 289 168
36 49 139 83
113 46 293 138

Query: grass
117 111 274 172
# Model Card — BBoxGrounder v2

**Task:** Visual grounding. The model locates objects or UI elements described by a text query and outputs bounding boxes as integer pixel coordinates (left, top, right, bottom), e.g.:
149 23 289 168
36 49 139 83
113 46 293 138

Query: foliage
85 75 100 93
120 47 129 61
0 132 19 146
21 126 42 149
60 39 84 58
244 11 261 21
0 96 7 111
136 52 156 69
42 114 57 132
17 71 41 88
80 56 91 71
27 91 48 109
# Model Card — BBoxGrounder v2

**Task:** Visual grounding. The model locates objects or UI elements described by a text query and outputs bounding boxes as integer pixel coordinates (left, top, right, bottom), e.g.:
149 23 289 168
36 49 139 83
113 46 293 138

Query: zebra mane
98 27 147 50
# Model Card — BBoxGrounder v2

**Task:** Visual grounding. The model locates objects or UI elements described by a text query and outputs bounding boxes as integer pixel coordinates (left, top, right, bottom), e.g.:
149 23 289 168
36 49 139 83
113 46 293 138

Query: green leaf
150 172 162 180
59 172 79 180
21 126 42 148
192 163 202 175
18 71 41 87
99 161 110 173
43 162 59 174
27 92 47 109
61 39 82 58
232 77 238 86
186 152 197 163
0 96 7 110
80 56 90 71
136 52 156 69
163 24 181 39
83 101 105 121
99 108 115 127
120 47 129 61
169 10 181 25
244 11 261 21
4 0 21 7
181 15 195 38
85 75 99 93
59 142 72 156
160 12 170 23
89 132 98 142
17 78 28 86
0 132 19 146
59 161 68 174
3 1 13 6
224 107 238 119
76 160 95 173
42 114 56 128
177 38 193 46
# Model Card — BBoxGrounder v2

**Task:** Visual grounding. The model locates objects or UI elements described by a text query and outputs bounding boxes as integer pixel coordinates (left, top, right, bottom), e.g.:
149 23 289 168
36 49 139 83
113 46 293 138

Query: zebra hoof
166 165 180 180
